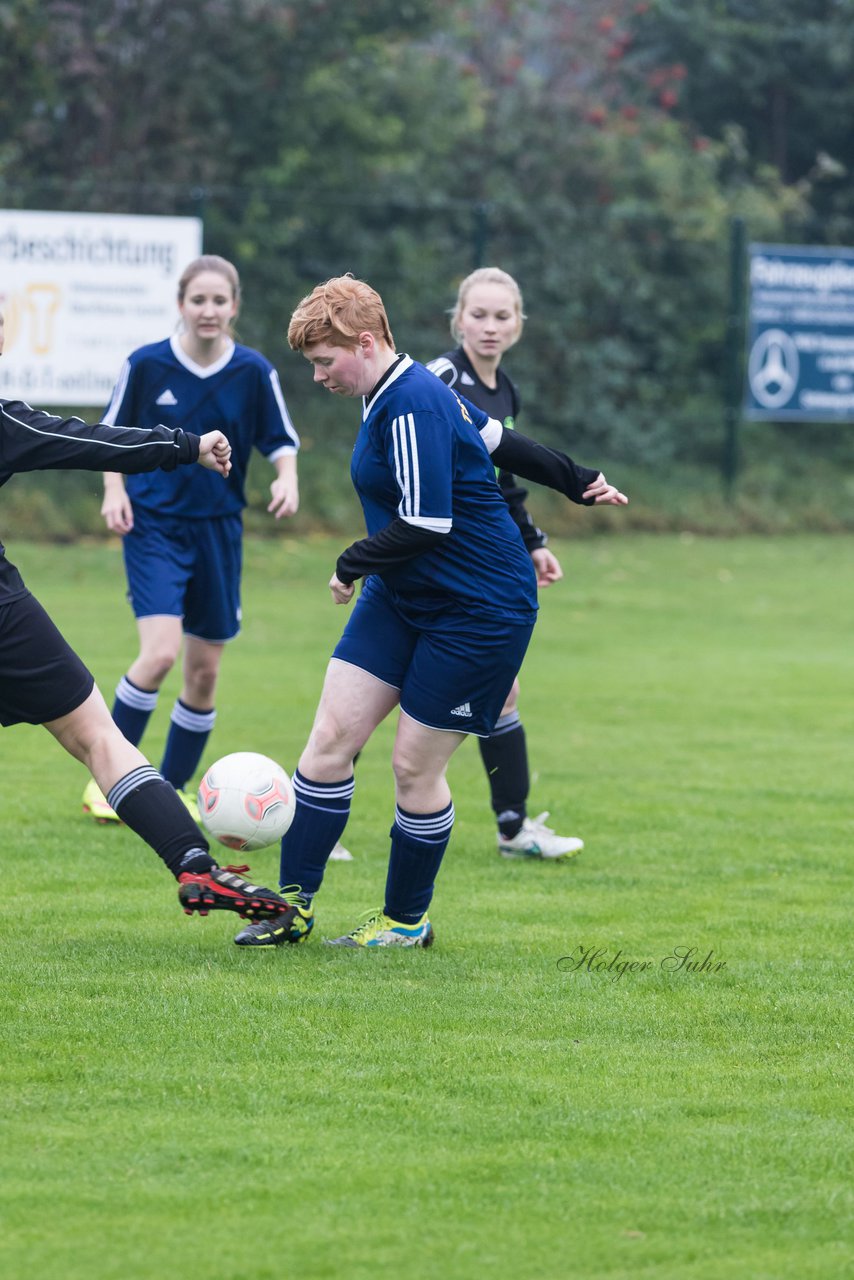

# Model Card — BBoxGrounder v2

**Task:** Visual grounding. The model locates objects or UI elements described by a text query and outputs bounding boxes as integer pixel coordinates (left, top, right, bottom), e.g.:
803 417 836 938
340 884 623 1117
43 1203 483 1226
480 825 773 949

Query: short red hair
288 274 394 352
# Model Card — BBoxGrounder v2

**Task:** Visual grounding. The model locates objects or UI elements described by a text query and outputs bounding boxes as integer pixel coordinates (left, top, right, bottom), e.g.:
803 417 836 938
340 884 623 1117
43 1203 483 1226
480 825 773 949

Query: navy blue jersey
103 336 299 518
353 356 536 622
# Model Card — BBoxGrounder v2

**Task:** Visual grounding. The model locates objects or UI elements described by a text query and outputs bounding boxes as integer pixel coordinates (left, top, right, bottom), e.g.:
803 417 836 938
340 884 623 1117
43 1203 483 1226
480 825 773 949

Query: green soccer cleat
325 910 434 949
233 890 315 947
82 777 121 824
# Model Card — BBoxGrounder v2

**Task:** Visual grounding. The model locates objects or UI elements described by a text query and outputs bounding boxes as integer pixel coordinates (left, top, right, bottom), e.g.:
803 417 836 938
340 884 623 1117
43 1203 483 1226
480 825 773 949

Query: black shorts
0 592 96 727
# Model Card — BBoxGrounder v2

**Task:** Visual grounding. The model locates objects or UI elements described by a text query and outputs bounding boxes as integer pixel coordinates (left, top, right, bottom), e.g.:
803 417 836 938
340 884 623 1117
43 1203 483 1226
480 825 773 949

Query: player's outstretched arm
479 417 628 507
198 430 232 477
0 399 203 478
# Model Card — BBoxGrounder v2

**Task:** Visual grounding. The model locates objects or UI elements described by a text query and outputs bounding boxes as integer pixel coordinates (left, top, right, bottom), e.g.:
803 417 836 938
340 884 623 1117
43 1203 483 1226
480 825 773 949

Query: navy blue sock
384 801 455 924
159 700 216 790
279 770 354 899
112 674 159 747
107 766 214 879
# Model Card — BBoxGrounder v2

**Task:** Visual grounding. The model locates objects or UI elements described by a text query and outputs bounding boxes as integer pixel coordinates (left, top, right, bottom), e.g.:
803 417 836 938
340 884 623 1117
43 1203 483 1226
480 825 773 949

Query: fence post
722 215 746 498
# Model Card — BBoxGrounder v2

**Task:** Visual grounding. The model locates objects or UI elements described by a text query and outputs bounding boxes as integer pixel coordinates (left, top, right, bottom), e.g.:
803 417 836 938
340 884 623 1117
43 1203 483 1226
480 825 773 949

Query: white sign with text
0 210 202 407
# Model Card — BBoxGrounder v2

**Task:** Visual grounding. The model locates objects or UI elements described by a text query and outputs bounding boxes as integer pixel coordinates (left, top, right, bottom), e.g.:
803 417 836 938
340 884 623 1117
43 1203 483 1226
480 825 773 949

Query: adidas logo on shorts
450 701 472 718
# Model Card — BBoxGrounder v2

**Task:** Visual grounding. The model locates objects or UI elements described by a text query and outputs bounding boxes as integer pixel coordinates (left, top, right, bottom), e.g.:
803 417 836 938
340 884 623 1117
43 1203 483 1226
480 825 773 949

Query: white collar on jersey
170 332 236 378
362 353 412 419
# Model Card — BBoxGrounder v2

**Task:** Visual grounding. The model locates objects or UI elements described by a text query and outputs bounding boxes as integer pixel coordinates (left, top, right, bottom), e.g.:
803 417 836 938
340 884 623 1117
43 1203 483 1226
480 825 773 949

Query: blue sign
745 243 854 421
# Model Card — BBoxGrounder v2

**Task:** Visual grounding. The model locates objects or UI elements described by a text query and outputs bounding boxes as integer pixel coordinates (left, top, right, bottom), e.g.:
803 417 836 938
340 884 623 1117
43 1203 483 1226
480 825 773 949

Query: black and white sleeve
336 519 447 586
0 400 199 477
479 418 600 506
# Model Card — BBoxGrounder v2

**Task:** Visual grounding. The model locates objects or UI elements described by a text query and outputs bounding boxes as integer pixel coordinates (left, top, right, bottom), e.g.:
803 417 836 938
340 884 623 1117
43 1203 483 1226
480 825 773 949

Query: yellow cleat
325 910 434 948
176 788 202 824
82 778 121 824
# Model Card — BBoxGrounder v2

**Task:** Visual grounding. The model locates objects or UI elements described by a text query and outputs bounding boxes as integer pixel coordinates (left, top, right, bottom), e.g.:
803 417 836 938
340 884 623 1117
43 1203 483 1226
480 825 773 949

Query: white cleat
328 840 354 862
498 812 584 860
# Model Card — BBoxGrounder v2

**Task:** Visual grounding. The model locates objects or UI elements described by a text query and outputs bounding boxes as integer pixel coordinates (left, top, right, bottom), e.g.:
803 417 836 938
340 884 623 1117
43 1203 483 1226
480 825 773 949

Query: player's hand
531 546 563 588
268 474 299 519
101 483 134 535
329 573 355 605
583 472 628 505
198 430 232 476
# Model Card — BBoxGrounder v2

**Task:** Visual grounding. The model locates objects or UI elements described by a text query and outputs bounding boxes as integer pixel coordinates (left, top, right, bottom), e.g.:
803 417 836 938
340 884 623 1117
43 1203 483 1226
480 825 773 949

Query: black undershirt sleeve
488 427 600 505
336 518 447 585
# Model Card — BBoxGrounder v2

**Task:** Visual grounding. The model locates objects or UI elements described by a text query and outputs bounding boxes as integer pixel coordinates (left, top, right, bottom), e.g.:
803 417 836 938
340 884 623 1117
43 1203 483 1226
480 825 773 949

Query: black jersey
425 346 547 552
0 399 200 603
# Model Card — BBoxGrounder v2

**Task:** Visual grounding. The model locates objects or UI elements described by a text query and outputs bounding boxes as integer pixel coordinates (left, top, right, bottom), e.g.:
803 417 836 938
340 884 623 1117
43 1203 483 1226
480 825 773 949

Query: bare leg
180 634 224 710
47 685 150 792
299 658 401 780
127 614 184 691
392 710 466 812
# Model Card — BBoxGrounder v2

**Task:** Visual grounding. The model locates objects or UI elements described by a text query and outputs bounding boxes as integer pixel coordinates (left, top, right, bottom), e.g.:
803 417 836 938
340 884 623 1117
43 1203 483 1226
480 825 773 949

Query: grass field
1 532 851 1280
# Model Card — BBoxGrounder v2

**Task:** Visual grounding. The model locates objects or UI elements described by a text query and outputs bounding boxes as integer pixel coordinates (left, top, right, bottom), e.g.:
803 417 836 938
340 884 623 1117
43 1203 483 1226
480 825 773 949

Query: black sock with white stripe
384 801 455 924
278 770 355 900
107 767 214 879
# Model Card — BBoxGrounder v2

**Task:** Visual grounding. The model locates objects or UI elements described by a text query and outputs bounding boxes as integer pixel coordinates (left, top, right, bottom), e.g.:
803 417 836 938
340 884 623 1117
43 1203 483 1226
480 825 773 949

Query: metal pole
722 215 746 498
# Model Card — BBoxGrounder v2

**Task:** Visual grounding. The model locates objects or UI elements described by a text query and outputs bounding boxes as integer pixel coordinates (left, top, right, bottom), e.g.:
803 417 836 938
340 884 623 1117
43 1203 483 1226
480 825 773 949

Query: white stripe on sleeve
103 360 132 425
479 416 503 455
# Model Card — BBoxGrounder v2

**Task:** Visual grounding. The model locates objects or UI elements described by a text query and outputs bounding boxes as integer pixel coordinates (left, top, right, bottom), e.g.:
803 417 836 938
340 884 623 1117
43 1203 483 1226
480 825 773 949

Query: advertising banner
0 210 202 406
745 242 854 421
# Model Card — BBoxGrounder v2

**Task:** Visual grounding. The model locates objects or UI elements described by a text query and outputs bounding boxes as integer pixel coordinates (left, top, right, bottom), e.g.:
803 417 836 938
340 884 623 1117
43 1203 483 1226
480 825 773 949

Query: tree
625 0 854 239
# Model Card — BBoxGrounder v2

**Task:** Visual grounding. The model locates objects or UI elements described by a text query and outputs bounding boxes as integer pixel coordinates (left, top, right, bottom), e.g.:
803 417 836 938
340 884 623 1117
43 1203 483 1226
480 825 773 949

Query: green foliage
1 1 852 481
0 534 851 1279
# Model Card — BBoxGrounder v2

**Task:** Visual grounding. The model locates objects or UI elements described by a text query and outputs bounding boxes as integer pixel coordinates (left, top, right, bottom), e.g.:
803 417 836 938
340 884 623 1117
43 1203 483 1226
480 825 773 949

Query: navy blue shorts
0 592 95 727
333 577 535 736
122 507 243 642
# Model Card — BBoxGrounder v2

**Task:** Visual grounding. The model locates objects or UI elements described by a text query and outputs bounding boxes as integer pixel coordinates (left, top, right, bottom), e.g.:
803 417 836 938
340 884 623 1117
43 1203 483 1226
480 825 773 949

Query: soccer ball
197 752 295 853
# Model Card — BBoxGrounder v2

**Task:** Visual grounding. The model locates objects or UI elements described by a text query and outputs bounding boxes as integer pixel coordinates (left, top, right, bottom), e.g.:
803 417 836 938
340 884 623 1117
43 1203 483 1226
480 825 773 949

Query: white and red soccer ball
198 751 295 852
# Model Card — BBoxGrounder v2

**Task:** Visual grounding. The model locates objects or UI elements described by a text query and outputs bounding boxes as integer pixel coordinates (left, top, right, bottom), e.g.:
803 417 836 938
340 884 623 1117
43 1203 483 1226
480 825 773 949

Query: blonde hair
288 274 395 352
178 255 241 308
450 266 525 345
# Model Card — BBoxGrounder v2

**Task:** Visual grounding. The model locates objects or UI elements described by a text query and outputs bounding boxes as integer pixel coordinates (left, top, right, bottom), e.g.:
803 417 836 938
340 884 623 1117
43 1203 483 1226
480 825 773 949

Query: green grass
1 533 852 1280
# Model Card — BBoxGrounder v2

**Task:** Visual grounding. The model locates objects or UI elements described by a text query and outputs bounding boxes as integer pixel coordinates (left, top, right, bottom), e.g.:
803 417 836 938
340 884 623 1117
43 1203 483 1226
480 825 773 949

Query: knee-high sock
278 770 354 900
107 766 214 878
112 675 159 748
478 711 529 838
384 801 455 924
160 700 216 790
